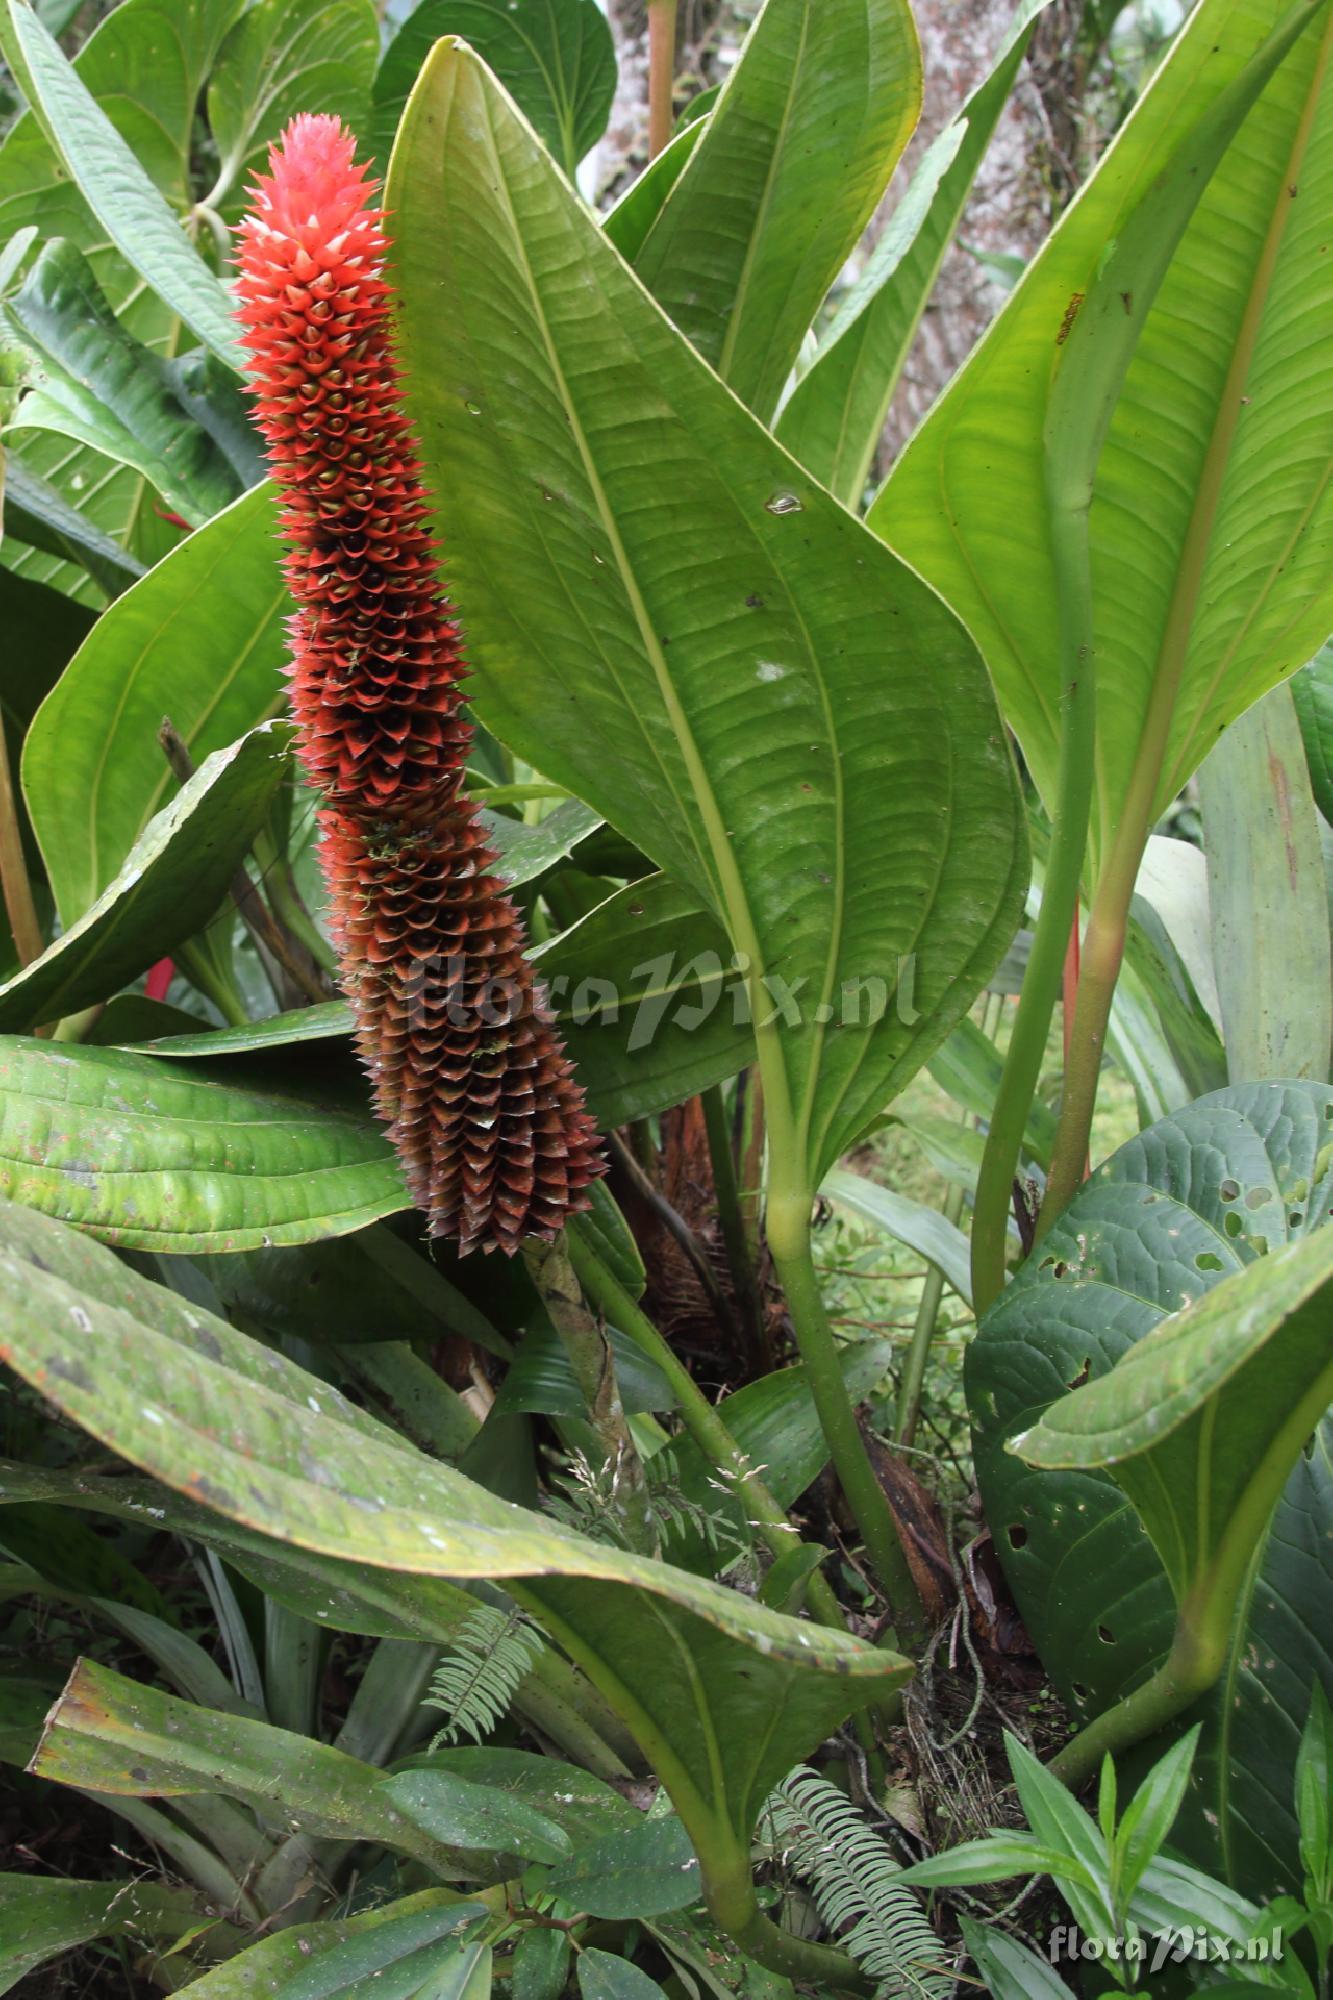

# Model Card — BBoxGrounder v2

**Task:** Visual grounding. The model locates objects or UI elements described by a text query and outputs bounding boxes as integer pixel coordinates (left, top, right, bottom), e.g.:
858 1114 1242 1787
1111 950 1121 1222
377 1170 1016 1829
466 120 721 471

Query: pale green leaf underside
870 0 1333 879
387 42 1026 1191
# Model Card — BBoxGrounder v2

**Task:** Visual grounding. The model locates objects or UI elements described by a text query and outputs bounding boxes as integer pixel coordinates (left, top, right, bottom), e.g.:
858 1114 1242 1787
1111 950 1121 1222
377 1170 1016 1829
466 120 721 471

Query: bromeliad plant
0 0 1328 1991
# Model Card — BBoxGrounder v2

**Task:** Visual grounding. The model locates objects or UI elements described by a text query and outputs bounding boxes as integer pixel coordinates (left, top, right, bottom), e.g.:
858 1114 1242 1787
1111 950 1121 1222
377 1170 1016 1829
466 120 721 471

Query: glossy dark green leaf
0 452 146 598
968 1080 1333 1900
514 1927 571 2000
373 0 616 177
263 1903 489 1999
388 42 1026 1202
548 1813 700 1919
0 722 290 1032
578 1950 670 2000
22 482 289 921
776 0 1049 503
157 1894 478 1998
207 0 379 221
631 0 922 422
394 1747 640 1846
0 1196 909 1914
493 1318 676 1418
124 1000 353 1060
3 239 243 525
0 1 243 367
381 1766 572 1864
0 1038 405 1248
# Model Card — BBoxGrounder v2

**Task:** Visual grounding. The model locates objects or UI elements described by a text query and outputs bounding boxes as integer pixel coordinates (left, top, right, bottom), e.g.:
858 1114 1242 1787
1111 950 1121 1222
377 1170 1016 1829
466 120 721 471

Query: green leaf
1295 1680 1332 1895
381 1767 571 1865
869 0 1333 882
267 1905 490 2000
493 1318 677 1417
775 0 1049 503
0 1874 213 1998
0 1 246 369
483 796 603 887
0 721 290 1032
1112 1726 1201 1910
373 0 616 178
968 1079 1333 1900
578 1950 670 2000
1010 1229 1333 1611
387 40 1026 1204
601 120 704 263
927 1013 1056 1169
158 1894 479 1998
630 0 922 422
2 239 244 527
514 1928 571 2000
892 1834 1099 1892
1290 639 1333 825
31 1657 475 1872
0 1195 910 1917
0 1038 406 1247
393 1747 641 1846
0 451 146 599
206 0 379 221
821 1165 972 1304
958 1918 1078 2000
548 1814 700 1919
1199 682 1332 1085
124 999 353 1059
22 482 289 921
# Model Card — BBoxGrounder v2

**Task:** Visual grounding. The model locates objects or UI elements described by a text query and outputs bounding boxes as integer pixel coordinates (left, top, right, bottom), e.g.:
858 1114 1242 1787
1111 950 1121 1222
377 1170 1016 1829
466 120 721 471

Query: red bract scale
236 113 602 1252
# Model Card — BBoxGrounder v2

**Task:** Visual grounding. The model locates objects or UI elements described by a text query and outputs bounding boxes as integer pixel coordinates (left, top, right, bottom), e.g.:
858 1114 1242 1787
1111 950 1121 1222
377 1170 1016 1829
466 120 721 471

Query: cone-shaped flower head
236 115 602 1252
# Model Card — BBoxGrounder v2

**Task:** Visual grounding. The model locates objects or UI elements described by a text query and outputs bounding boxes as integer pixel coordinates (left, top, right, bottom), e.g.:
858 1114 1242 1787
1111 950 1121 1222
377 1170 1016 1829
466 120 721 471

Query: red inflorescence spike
236 114 603 1252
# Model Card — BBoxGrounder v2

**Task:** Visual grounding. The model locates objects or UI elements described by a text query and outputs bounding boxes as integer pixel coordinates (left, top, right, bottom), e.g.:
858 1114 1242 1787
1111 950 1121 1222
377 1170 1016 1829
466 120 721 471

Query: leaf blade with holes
968 1079 1333 1899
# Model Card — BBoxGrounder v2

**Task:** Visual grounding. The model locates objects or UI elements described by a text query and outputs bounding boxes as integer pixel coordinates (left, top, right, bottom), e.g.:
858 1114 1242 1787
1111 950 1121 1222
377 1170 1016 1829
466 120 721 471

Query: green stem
701 1082 767 1369
524 1234 659 1557
736 1066 766 1259
1048 1623 1219 1790
897 1182 963 1447
765 1196 926 1641
724 1904 872 1996
971 504 1096 1317
568 1232 849 1640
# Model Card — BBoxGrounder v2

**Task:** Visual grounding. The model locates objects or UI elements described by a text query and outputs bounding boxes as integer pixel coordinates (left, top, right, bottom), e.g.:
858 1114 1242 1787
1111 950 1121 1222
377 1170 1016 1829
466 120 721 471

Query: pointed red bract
236 115 602 1251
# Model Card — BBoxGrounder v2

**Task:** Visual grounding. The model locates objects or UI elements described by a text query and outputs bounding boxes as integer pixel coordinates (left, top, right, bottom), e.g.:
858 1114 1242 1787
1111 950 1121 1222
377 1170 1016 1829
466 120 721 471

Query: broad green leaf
958 1918 1078 2000
630 0 922 422
548 1814 700 1919
1290 639 1333 823
578 1950 670 2000
31 1658 472 1873
968 1079 1333 1900
2 239 244 526
0 0 242 598
262 1909 488 1999
393 1747 641 1846
0 2 245 368
1011 1228 1333 1603
571 1181 646 1303
776 0 1049 503
23 482 289 921
0 1873 215 1997
869 0 1333 882
0 450 146 599
373 0 616 178
0 722 291 1032
0 1197 910 1917
158 1893 476 1998
1134 833 1222 1032
381 1766 572 1865
1199 682 1332 1084
482 795 603 886
1114 1726 1201 1909
601 120 704 263
388 42 1026 1201
206 0 379 221
492 1318 677 1417
891 1833 1099 1892
514 1928 571 2000
1121 898 1226 1105
927 1013 1057 1169
0 1038 405 1247
822 1165 972 1304
125 999 354 1059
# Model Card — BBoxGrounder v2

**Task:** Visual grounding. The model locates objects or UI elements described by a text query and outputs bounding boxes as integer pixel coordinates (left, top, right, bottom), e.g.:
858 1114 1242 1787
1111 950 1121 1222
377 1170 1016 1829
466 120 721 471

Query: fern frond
424 1605 546 1746
764 1767 955 1999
